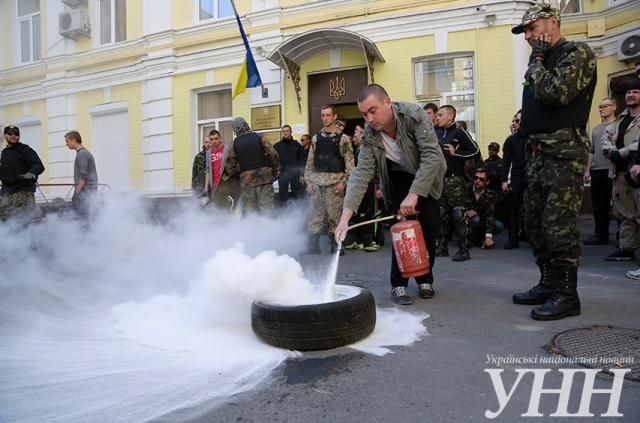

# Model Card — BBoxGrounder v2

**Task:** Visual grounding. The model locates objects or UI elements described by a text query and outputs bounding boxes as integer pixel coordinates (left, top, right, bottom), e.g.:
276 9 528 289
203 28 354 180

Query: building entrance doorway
308 68 367 137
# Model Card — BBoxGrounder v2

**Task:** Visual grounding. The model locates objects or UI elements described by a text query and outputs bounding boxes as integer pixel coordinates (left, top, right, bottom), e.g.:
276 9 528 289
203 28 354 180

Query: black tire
251 285 376 351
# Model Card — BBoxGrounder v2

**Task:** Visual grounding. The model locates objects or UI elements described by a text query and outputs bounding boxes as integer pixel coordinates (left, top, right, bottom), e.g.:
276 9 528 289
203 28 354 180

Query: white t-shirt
380 131 414 174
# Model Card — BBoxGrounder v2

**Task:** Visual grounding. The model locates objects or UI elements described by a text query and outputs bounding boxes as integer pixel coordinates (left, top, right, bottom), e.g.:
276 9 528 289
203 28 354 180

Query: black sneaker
604 249 635 261
435 247 449 257
418 283 435 298
391 286 412 305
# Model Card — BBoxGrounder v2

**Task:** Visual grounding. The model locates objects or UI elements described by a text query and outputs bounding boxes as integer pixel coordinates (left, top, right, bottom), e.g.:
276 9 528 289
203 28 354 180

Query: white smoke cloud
0 193 427 422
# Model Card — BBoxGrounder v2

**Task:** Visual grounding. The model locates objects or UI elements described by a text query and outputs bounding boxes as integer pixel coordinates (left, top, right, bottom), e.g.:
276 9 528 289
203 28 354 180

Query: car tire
251 285 376 351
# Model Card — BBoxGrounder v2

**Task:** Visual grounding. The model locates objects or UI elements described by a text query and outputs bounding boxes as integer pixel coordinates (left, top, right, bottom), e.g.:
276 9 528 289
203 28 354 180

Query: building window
100 0 126 44
551 0 581 14
414 53 477 136
18 0 41 63
197 90 234 149
198 0 234 21
608 0 632 7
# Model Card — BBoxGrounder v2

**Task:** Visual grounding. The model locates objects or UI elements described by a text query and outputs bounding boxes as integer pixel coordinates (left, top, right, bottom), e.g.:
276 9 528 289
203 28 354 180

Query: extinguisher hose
346 214 400 231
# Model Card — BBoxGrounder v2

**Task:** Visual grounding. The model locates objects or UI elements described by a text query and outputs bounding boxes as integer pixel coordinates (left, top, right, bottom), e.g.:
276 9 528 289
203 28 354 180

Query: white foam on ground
0 195 429 422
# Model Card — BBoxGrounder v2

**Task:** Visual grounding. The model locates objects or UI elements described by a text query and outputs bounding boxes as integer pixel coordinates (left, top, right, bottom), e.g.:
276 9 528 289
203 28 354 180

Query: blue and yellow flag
232 7 262 99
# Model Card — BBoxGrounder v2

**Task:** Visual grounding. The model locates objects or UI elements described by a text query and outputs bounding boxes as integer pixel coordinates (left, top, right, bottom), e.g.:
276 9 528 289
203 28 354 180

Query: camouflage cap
511 3 560 35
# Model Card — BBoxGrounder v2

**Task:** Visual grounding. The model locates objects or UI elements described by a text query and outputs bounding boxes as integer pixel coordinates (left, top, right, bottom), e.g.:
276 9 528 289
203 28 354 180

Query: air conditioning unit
61 0 88 8
59 9 90 40
617 33 640 62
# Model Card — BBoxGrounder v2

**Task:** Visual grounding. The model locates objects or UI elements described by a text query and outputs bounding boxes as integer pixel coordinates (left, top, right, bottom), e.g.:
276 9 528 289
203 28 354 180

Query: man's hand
529 34 550 64
501 181 511 193
335 210 354 243
399 192 419 217
443 144 455 156
482 237 495 249
583 169 591 184
20 172 36 180
465 209 478 218
299 176 305 185
334 182 346 195
375 189 384 200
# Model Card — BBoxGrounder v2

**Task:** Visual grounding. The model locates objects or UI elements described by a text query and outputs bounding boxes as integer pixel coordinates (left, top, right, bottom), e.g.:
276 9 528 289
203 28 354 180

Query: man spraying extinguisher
335 84 446 305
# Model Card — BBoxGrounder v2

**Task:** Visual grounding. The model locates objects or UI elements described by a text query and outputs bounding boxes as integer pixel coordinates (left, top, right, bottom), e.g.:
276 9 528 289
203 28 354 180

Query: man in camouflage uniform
601 81 640 262
0 125 45 221
511 3 597 321
620 80 640 280
483 142 507 226
191 136 210 196
305 105 355 254
451 168 498 262
434 105 479 258
226 117 279 215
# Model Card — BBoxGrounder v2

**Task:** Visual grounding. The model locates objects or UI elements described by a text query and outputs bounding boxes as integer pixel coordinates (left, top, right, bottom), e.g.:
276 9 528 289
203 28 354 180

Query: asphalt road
187 218 640 423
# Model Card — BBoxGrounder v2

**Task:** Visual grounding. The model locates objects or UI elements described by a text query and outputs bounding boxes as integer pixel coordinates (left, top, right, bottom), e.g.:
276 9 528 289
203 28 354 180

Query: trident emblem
329 76 346 100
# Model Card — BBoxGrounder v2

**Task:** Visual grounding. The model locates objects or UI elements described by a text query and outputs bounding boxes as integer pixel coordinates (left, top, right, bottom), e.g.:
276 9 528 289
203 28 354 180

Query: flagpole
230 0 264 93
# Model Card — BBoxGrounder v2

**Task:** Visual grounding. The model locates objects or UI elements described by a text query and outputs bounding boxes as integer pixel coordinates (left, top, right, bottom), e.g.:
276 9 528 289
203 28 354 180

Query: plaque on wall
259 130 281 146
251 105 282 131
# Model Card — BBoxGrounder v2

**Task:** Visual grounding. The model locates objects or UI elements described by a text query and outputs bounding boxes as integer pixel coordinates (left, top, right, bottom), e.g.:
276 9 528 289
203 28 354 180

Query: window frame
17 0 41 64
608 0 632 7
194 0 235 24
99 0 126 45
412 52 478 136
195 87 234 153
550 0 582 15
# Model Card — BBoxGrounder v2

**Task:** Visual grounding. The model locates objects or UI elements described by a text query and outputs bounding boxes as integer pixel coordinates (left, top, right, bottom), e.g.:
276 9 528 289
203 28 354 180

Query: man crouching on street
335 84 446 305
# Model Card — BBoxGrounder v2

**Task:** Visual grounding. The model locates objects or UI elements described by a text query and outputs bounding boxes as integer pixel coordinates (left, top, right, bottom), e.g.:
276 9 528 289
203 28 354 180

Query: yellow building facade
0 0 638 197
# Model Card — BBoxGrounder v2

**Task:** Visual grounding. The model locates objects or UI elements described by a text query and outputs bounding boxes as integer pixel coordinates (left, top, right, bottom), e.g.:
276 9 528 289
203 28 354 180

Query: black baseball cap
3 125 20 135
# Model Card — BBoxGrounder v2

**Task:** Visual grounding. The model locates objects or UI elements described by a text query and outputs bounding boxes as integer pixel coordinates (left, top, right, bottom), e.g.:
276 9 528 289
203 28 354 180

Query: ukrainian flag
232 6 262 99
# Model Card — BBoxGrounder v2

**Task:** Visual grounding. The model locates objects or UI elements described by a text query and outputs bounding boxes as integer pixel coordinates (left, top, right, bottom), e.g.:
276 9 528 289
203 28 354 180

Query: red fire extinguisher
391 218 429 278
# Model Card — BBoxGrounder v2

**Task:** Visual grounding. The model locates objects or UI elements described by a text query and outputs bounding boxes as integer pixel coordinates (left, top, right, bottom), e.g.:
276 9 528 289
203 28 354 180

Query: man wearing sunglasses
450 168 499 262
0 125 45 221
511 3 597 321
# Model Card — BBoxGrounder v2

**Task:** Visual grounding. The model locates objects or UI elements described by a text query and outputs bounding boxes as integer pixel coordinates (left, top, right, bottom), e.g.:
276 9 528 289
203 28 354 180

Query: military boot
513 260 555 305
307 233 321 254
531 266 580 321
452 210 470 262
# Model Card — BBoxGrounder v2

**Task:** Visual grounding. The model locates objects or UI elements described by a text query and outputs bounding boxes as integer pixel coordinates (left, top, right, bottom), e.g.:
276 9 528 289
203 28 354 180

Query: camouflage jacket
226 133 280 187
305 129 354 187
601 108 640 178
344 102 446 212
523 38 596 165
463 184 496 235
191 149 207 194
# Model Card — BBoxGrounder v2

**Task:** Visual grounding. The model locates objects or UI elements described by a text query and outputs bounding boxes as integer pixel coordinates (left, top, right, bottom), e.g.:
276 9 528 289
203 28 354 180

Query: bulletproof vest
314 132 344 173
233 132 271 172
520 41 597 136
